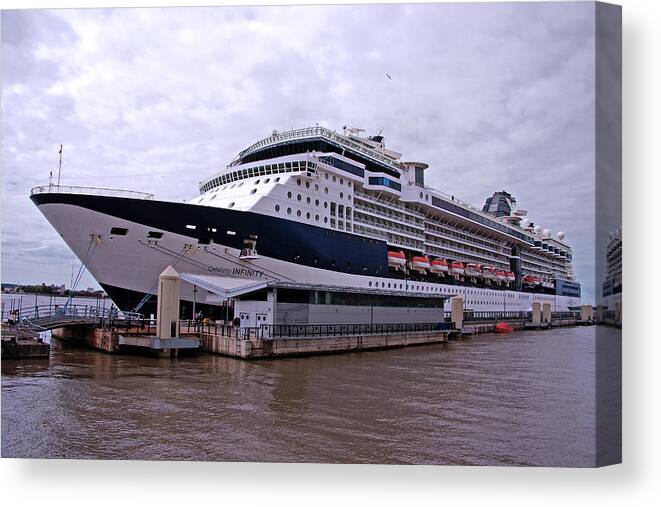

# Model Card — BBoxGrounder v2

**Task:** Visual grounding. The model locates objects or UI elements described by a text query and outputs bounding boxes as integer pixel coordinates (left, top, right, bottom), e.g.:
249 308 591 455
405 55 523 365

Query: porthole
325 173 329 180
297 194 302 201
324 217 328 223
306 212 311 219
264 178 270 184
340 192 344 199
340 178 344 185
228 202 235 208
306 197 311 204
332 176 337 182
255 179 260 185
324 188 329 194
315 214 319 221
369 281 373 287
275 204 280 212
297 179 301 185
305 181 310 189
315 199 319 206
297 210 302 217
275 177 280 182
315 184 319 191
287 207 292 215
324 202 328 208
287 191 292 198
250 188 257 194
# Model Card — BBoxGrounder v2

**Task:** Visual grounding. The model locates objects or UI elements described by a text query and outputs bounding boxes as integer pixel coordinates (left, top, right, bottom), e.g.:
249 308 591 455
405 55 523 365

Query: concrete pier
1 326 50 360
199 329 449 359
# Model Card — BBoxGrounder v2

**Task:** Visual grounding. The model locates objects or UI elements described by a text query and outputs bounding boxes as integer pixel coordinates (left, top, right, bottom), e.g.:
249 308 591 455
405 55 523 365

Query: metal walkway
5 304 143 333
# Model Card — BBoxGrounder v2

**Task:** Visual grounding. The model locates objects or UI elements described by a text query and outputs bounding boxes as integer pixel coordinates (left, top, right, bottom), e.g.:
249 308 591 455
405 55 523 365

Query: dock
1 325 50 359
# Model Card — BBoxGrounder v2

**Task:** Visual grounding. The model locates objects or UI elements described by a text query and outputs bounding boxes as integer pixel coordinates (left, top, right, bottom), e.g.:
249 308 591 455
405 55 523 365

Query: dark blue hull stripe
31 193 390 278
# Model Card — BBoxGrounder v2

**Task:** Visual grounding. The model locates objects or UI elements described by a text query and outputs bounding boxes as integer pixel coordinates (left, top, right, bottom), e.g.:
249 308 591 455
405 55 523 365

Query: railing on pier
30 184 154 200
4 304 144 332
443 310 581 323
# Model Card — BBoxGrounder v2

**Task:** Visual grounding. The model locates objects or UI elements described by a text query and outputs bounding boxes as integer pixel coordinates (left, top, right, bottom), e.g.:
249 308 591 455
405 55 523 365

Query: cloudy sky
1 2 600 301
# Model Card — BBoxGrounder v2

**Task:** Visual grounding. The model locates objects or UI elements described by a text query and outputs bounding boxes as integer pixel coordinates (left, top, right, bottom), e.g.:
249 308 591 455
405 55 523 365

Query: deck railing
30 184 154 200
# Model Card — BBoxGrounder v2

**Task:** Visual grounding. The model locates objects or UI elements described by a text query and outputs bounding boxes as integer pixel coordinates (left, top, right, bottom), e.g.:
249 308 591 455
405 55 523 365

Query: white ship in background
31 126 581 316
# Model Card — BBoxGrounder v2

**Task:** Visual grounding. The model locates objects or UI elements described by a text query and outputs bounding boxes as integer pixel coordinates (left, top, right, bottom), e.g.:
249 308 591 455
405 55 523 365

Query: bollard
450 296 464 330
532 302 541 326
542 302 551 324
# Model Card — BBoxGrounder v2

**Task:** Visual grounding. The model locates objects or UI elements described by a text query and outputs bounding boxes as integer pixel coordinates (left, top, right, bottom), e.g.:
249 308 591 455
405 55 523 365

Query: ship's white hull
37 200 580 313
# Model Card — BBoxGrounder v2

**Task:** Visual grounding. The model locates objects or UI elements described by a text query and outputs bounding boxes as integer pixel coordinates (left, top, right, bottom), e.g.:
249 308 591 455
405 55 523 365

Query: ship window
297 194 302 201
315 214 319 221
227 230 236 236
306 212 311 219
110 227 128 236
147 231 163 239
340 192 344 199
185 225 196 230
297 179 301 185
287 191 292 198
287 208 292 215
324 202 328 208
254 179 260 185
325 173 329 180
305 181 310 189
315 184 319 191
250 189 257 194
324 188 329 194
275 204 280 212
315 199 319 206
264 178 270 184
306 197 311 204
275 177 280 182
324 217 328 223
228 202 235 208
297 210 302 217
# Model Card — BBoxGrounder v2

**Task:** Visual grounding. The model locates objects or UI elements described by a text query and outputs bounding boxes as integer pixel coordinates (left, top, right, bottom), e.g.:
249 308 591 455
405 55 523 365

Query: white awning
179 273 269 299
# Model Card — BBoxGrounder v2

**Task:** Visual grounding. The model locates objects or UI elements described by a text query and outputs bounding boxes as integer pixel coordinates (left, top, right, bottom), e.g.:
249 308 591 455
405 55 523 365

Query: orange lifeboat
430 258 449 274
410 255 431 272
495 270 507 282
387 250 407 269
450 261 464 276
482 266 496 280
465 263 482 278
506 271 516 282
495 322 513 333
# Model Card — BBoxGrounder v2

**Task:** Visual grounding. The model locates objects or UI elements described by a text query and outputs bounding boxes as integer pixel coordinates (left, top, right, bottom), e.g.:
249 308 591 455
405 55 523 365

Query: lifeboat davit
465 263 482 278
506 271 516 282
495 322 514 333
450 261 464 276
387 250 407 269
410 255 431 272
430 258 449 274
495 270 507 282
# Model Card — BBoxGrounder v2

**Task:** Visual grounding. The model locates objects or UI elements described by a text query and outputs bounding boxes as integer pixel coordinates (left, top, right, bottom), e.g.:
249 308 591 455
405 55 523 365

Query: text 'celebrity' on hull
30 125 581 319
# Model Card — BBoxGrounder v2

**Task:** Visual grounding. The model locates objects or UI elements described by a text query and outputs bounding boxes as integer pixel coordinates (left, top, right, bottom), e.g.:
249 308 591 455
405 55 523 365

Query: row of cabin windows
200 160 315 193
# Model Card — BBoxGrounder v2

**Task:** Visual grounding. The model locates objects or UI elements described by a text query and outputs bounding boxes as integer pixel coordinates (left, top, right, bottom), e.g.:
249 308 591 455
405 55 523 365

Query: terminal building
178 274 450 329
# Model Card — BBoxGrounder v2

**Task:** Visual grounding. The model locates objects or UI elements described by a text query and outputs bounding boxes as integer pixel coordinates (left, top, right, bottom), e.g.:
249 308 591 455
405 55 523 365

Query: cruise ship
30 126 581 316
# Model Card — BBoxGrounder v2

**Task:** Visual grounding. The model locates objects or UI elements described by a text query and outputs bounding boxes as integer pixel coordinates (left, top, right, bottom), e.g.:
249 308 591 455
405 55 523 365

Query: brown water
1 326 620 466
